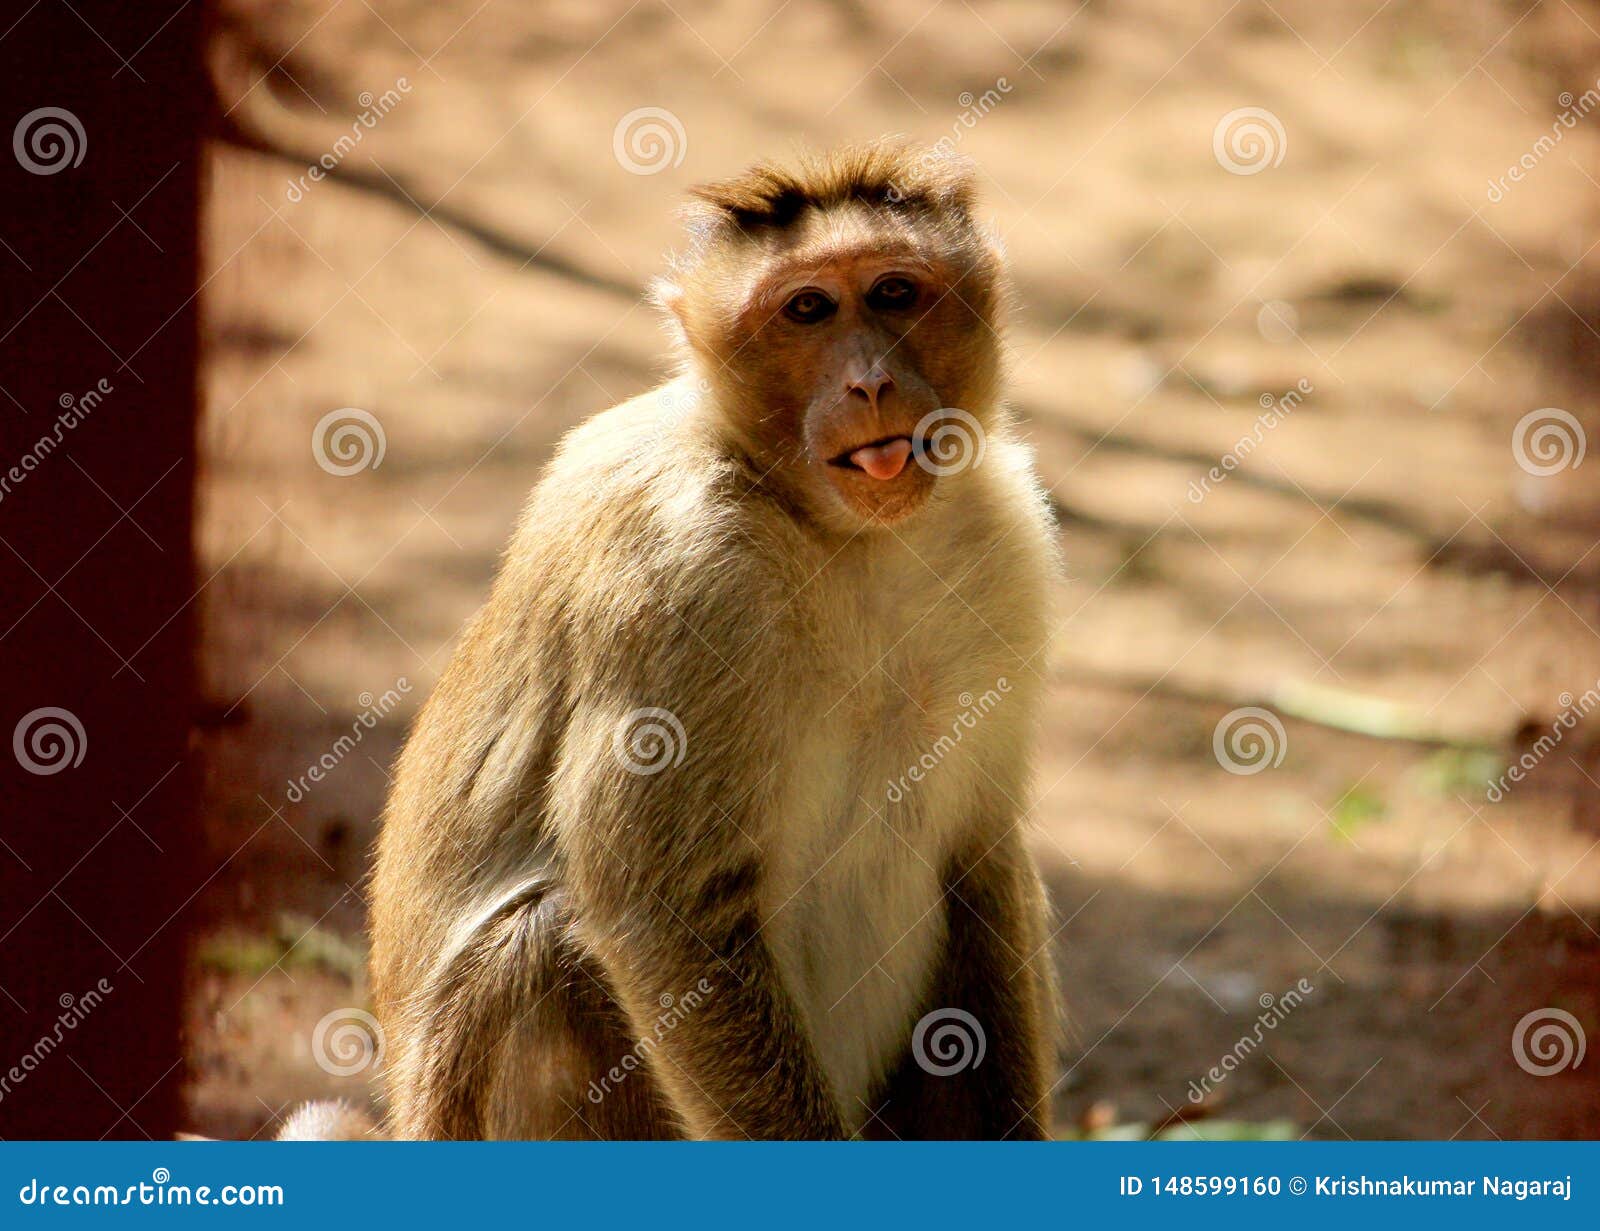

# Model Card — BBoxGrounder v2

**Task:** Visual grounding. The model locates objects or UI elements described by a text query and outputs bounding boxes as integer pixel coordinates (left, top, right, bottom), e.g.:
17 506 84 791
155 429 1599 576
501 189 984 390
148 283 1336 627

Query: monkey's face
693 219 1004 532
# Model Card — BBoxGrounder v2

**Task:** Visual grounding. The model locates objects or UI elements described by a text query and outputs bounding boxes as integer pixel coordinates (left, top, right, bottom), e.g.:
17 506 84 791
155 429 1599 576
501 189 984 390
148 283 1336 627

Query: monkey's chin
823 467 937 528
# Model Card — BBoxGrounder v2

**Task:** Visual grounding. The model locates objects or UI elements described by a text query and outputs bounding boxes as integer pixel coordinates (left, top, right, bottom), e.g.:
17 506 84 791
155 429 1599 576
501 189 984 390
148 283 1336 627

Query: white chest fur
758 526 1036 1129
764 693 970 1129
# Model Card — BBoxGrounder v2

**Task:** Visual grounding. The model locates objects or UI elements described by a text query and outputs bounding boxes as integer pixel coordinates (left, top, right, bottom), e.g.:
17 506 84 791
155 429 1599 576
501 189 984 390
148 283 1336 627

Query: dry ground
192 0 1600 1139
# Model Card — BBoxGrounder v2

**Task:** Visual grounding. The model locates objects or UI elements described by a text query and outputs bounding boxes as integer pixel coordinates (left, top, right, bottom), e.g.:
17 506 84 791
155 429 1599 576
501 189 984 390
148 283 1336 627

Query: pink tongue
849 437 912 481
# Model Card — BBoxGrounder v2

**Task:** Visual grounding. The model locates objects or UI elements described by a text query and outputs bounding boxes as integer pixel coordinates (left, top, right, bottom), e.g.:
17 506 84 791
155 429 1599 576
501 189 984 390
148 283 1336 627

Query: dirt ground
191 0 1600 1139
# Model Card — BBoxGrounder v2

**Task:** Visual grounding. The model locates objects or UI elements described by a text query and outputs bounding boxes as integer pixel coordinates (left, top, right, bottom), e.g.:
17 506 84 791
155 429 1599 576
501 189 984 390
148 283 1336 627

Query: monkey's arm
586 883 845 1140
878 824 1057 1140
555 716 846 1141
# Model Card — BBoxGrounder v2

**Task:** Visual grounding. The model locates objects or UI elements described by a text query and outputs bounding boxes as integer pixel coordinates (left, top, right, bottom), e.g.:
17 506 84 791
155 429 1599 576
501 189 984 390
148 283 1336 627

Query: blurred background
187 0 1600 1138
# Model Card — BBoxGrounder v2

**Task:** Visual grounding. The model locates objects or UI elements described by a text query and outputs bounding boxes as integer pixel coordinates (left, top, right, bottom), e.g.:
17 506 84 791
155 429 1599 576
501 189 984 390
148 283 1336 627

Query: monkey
276 1100 377 1140
352 142 1061 1141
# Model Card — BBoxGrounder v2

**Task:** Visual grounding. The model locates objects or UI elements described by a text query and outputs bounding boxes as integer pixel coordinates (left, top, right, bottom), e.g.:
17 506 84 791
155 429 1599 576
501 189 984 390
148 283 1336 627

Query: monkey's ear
980 221 1008 267
649 275 685 316
648 275 692 351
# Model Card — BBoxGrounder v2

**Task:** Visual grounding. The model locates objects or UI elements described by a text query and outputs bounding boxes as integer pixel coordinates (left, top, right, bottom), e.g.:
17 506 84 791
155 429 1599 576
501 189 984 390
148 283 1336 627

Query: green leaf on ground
1330 784 1387 840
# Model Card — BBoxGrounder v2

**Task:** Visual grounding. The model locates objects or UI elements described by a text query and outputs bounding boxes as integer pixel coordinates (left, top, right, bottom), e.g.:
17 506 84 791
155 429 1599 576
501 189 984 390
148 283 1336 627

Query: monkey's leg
867 831 1056 1141
397 888 682 1140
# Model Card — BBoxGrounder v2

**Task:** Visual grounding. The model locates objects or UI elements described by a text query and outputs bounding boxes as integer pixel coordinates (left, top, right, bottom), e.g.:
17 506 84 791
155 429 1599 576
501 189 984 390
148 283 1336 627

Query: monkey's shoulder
513 395 801 643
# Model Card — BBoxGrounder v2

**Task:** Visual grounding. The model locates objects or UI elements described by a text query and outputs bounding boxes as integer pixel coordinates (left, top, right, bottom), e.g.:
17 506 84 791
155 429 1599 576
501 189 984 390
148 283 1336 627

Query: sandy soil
192 0 1600 1139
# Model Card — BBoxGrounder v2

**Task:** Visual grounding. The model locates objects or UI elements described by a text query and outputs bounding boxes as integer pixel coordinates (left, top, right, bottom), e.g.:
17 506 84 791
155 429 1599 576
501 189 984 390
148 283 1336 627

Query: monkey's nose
847 370 895 412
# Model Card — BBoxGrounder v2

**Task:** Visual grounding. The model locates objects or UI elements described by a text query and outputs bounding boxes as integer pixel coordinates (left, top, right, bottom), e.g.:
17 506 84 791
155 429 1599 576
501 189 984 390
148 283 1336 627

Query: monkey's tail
275 1100 384 1140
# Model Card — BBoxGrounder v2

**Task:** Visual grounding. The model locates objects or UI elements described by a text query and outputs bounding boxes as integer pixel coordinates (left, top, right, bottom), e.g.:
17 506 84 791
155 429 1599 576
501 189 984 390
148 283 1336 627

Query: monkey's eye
783 289 837 324
867 276 919 311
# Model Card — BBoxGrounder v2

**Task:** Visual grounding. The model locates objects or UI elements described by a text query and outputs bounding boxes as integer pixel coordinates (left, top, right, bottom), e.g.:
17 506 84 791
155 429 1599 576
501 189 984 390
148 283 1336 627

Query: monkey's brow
751 248 939 296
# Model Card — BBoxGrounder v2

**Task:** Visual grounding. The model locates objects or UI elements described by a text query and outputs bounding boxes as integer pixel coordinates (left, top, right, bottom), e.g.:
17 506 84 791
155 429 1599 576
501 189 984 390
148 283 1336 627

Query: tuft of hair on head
275 1099 380 1141
682 139 979 233
654 140 1003 357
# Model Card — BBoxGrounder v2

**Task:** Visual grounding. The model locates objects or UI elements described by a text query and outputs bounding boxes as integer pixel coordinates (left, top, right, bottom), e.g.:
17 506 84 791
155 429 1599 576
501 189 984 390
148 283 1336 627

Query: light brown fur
365 142 1060 1140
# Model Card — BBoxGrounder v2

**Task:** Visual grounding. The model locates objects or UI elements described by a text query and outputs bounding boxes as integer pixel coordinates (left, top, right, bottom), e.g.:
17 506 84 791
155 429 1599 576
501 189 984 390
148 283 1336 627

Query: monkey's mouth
828 434 922 482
